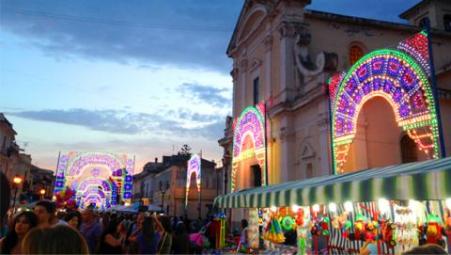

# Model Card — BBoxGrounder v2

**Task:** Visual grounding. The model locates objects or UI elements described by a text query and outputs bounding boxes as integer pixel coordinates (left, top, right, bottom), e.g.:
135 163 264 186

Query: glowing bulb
446 198 451 210
328 202 337 213
291 204 299 212
378 198 390 213
270 206 277 212
344 201 353 212
312 204 320 212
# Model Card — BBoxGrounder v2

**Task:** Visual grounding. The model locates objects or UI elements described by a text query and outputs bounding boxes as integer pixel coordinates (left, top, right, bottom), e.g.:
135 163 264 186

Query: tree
178 144 192 157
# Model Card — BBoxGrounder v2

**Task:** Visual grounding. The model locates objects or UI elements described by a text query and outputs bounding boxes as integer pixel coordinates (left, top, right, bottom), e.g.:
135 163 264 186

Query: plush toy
418 214 444 246
310 217 330 237
342 220 352 239
365 220 379 242
381 220 396 247
280 216 296 232
295 208 305 226
321 217 330 236
353 214 367 241
426 222 442 244
263 216 286 243
296 210 312 255
279 207 288 218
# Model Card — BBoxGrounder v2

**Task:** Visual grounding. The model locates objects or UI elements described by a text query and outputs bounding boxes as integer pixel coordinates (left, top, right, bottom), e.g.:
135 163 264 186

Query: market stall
214 157 451 254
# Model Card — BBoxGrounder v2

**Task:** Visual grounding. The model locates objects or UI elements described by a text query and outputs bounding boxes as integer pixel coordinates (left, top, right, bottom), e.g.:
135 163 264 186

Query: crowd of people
0 172 448 255
0 172 218 255
0 199 218 254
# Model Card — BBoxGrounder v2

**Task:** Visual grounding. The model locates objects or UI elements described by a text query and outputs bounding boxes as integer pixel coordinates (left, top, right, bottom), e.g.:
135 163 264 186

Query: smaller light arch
231 103 266 192
185 154 201 206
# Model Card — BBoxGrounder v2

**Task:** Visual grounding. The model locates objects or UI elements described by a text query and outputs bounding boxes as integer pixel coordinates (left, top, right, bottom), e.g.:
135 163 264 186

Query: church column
231 67 239 117
278 21 298 103
264 34 273 101
317 103 332 176
240 59 248 110
279 114 293 182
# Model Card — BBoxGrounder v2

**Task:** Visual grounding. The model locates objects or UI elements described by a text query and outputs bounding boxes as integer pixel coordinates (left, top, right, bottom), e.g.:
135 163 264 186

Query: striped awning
214 157 451 208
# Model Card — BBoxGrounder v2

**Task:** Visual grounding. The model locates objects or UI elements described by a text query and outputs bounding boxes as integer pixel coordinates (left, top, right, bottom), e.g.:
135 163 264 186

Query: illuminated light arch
331 48 439 173
54 152 134 209
185 154 201 206
231 103 266 192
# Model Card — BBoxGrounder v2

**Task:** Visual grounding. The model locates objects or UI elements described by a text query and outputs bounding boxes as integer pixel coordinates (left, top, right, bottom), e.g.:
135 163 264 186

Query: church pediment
227 0 274 56
227 0 312 56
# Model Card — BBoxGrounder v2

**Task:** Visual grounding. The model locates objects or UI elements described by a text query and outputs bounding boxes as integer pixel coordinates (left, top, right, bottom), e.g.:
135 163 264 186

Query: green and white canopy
214 157 451 208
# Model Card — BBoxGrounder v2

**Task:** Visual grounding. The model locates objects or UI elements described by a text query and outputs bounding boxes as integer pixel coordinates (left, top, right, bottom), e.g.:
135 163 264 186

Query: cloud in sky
0 0 242 72
1 0 422 171
0 0 420 73
8 108 225 140
179 83 231 108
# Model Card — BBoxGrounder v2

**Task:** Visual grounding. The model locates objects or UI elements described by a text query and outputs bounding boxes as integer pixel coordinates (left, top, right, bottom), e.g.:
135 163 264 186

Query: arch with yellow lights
231 103 266 192
330 45 439 173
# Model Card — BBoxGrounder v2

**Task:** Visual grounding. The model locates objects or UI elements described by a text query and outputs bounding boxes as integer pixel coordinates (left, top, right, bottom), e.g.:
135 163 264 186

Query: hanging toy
365 220 379 242
342 220 352 239
425 217 442 244
418 214 443 246
381 220 396 247
351 214 367 241
280 216 296 232
296 209 312 255
295 208 305 226
263 215 286 243
321 217 330 236
279 207 288 218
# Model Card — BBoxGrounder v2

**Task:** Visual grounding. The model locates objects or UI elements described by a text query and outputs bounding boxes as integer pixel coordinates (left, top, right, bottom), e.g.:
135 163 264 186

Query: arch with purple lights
53 152 134 209
330 42 439 173
231 103 266 192
185 154 201 206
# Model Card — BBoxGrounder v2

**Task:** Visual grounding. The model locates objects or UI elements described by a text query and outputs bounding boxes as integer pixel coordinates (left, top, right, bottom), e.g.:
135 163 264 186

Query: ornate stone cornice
278 21 303 38
249 58 263 72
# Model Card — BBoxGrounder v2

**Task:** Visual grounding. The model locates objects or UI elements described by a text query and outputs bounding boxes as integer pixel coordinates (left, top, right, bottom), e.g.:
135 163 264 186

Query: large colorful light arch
231 103 266 192
185 154 201 206
330 31 439 173
54 152 134 209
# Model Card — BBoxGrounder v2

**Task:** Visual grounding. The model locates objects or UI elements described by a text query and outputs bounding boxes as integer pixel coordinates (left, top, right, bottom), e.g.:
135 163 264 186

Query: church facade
218 0 451 205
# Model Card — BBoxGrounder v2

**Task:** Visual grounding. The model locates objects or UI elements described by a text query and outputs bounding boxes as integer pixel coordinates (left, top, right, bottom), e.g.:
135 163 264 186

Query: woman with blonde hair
22 225 89 254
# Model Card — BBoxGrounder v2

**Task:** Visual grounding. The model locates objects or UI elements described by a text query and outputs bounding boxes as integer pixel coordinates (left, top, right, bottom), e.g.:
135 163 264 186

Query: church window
444 15 451 32
253 77 260 105
349 44 364 65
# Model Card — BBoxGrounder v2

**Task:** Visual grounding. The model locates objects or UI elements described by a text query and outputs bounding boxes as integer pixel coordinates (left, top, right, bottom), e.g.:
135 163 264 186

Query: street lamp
13 176 22 185
40 188 46 200
12 176 23 213
159 181 169 214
